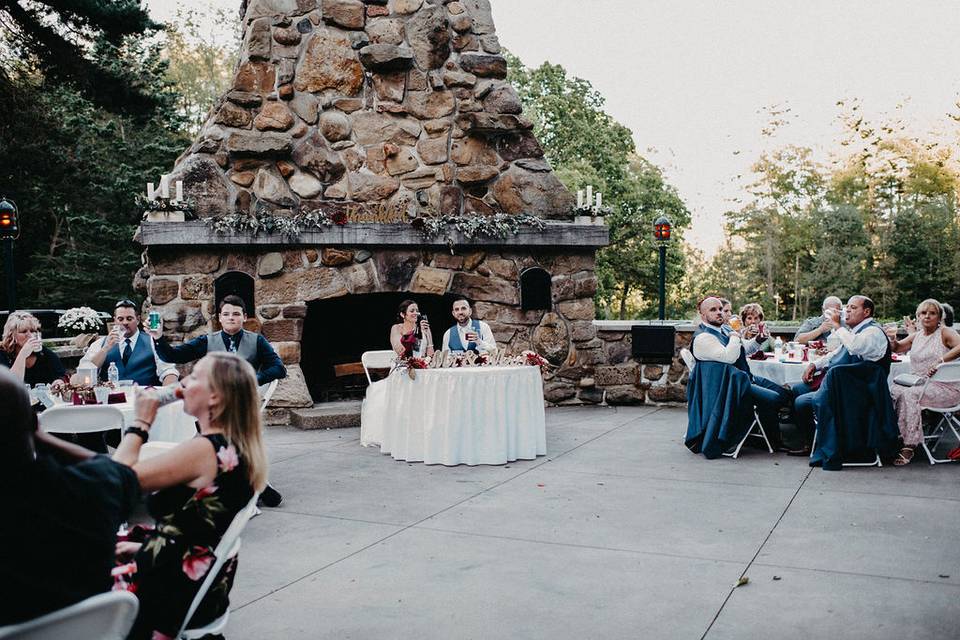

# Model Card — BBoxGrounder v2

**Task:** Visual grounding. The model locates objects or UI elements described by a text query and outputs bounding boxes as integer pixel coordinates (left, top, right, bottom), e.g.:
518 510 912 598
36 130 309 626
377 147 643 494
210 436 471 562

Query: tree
506 53 691 319
163 5 240 134
0 18 189 309
0 0 163 114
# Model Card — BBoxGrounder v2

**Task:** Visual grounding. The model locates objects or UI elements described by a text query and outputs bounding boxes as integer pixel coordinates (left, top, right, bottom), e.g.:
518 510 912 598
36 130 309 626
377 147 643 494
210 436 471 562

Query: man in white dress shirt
441 298 497 354
79 300 178 387
791 295 891 452
692 297 793 450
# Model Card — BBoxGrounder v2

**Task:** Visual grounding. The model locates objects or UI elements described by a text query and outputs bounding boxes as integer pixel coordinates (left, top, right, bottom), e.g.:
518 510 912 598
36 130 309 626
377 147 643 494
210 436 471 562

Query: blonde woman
888 299 960 465
0 311 66 386
113 352 268 639
738 303 773 354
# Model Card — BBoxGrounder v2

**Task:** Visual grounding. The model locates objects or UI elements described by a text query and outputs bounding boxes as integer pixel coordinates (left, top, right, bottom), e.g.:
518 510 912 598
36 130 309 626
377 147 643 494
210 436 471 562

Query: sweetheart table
361 365 546 466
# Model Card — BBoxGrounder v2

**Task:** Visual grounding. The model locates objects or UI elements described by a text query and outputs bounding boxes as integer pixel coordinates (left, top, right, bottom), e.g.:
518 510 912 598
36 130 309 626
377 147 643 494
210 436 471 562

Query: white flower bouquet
58 307 104 334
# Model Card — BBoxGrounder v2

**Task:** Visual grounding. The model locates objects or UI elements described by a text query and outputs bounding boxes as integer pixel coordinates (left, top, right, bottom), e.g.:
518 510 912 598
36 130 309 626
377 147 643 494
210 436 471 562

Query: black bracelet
124 426 149 442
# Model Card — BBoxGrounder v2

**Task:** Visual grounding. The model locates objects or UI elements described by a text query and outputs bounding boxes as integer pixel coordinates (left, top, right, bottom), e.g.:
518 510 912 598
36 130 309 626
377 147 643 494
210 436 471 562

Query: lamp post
653 214 672 321
0 197 19 313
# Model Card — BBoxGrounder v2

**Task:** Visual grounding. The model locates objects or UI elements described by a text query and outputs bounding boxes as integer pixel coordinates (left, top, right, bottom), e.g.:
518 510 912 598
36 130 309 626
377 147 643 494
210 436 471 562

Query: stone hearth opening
302 291 459 401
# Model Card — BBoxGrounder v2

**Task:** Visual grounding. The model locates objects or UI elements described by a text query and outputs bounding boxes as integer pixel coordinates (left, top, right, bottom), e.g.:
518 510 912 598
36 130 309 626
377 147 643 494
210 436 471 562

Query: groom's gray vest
207 329 258 367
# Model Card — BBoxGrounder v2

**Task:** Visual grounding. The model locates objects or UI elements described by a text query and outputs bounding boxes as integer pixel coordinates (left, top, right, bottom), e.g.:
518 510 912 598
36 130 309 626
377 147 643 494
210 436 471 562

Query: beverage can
148 310 161 331
32 332 43 353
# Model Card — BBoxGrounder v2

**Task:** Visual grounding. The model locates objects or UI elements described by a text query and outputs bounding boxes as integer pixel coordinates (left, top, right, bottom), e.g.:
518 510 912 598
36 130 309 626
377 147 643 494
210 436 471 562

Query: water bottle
154 385 184 406
774 336 783 360
107 362 120 386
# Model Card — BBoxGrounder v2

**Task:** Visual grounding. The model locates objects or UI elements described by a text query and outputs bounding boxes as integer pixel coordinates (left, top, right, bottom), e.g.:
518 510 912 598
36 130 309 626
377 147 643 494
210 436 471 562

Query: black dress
127 434 254 639
0 346 66 386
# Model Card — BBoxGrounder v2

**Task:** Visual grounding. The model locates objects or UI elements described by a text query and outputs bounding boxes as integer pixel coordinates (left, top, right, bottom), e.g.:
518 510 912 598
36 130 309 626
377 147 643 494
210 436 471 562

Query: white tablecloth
748 356 911 387
47 398 197 443
361 366 547 465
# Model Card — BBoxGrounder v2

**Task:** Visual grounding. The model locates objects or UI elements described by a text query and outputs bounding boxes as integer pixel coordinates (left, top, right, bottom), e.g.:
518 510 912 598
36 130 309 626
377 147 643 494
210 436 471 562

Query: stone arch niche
214 271 255 316
520 267 552 311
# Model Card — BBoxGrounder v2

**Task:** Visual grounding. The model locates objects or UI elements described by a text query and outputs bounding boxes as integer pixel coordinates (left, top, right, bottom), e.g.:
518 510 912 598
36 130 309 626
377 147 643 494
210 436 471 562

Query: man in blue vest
441 297 497 354
692 297 794 450
791 295 892 455
80 299 179 387
145 294 286 507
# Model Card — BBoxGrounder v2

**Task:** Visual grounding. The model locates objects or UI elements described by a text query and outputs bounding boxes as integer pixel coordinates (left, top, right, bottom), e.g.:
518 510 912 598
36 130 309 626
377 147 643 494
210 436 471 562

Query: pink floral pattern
217 445 239 472
181 546 215 581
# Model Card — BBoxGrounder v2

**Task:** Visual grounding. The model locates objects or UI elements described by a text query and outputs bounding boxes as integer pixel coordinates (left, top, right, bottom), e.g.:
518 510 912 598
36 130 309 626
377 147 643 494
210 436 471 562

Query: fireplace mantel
137 221 609 248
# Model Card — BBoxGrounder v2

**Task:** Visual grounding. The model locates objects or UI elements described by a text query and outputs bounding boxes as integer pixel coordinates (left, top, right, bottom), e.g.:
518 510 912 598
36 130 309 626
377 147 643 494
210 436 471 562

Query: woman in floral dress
887 299 960 465
113 352 268 639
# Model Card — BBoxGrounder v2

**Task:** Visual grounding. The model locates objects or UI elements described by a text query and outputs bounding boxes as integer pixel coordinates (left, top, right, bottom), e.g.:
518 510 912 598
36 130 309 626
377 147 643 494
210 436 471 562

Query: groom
441 297 497 354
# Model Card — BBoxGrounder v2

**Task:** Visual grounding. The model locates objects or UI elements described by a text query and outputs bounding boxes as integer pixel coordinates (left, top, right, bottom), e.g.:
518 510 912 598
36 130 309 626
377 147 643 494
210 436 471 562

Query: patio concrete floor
227 406 959 639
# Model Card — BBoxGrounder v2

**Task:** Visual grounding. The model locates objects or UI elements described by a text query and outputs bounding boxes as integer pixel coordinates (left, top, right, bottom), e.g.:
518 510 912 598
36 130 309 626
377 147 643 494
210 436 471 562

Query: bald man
692 297 794 450
795 295 843 345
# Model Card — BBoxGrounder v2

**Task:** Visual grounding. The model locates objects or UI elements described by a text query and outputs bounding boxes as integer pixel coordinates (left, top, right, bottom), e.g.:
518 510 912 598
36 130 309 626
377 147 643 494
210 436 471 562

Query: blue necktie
121 338 132 366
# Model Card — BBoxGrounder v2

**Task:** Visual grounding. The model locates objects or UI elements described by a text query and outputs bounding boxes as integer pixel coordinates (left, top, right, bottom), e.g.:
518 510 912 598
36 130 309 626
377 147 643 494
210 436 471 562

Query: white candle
147 183 157 201
595 192 602 209
175 180 183 203
586 185 593 208
160 174 170 199
576 190 584 208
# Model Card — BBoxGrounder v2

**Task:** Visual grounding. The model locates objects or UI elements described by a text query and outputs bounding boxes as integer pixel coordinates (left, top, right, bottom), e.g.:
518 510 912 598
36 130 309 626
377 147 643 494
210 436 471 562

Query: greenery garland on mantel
200 204 548 246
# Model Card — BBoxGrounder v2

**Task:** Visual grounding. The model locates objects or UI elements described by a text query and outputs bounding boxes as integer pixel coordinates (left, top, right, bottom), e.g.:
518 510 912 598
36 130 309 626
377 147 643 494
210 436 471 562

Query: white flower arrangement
58 307 104 333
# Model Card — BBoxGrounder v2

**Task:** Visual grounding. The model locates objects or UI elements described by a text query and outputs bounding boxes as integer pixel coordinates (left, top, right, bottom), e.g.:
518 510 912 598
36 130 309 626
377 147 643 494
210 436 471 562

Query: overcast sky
148 0 960 255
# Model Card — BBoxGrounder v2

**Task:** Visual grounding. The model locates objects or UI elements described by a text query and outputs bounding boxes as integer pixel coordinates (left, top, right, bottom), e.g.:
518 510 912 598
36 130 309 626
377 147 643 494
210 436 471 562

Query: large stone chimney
168 0 574 220
137 0 609 420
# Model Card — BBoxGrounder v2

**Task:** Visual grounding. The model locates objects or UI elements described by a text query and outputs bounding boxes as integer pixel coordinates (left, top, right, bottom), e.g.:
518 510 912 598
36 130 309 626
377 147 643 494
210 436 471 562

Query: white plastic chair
38 405 125 434
683 347 772 459
139 440 179 461
919 361 960 464
174 494 259 639
258 379 279 412
361 350 396 384
0 590 138 640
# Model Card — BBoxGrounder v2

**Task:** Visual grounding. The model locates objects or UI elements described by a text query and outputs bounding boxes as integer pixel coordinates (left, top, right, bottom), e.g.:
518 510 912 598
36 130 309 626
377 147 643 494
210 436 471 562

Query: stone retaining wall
582 322 802 407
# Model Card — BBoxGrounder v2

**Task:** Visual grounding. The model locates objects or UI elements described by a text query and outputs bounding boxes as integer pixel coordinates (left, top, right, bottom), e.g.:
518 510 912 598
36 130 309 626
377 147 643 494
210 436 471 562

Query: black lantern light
653 214 672 320
0 197 18 240
0 196 18 312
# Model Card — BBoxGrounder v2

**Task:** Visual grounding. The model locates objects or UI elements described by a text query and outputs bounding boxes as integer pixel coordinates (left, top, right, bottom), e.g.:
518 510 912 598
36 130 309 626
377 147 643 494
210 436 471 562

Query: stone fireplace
135 0 609 421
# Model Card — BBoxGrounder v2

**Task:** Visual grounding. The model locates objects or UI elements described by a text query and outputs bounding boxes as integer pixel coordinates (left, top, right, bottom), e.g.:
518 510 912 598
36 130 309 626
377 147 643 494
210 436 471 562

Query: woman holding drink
390 299 434 358
886 299 960 465
0 311 66 386
738 303 773 353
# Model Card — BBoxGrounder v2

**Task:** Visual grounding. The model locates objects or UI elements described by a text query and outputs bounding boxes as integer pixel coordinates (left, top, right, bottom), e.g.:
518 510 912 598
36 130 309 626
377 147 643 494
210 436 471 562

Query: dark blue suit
791 320 898 468
691 325 794 449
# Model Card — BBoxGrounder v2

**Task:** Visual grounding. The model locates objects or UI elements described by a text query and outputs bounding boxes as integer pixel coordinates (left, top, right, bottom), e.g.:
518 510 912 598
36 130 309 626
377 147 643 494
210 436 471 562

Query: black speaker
631 325 676 364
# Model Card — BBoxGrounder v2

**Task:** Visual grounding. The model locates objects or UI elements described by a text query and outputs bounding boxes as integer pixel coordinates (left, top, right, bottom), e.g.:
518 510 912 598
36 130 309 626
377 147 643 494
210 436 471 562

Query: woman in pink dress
887 299 960 465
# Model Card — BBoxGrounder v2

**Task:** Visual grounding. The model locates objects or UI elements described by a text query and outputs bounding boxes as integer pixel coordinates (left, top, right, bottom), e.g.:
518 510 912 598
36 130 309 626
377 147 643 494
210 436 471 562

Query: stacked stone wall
139 246 598 415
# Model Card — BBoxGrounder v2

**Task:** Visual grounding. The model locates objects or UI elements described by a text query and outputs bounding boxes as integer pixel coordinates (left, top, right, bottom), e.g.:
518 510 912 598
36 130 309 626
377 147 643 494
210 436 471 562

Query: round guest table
42 395 197 442
747 354 911 386
361 366 547 466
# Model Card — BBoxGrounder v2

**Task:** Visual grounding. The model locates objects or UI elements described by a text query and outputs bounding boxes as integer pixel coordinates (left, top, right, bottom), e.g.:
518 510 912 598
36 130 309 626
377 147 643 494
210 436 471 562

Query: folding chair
258 379 279 413
811 424 883 467
38 405 125 434
682 347 772 458
919 362 960 464
0 590 138 640
174 494 259 639
361 350 396 385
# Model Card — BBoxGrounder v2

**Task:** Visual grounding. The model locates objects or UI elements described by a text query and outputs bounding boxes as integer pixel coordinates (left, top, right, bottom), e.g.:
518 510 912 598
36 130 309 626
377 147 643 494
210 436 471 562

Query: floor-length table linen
361 366 546 465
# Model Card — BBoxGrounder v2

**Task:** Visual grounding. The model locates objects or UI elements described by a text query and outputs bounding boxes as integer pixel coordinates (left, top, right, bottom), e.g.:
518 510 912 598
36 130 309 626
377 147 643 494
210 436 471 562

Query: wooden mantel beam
137 221 610 248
